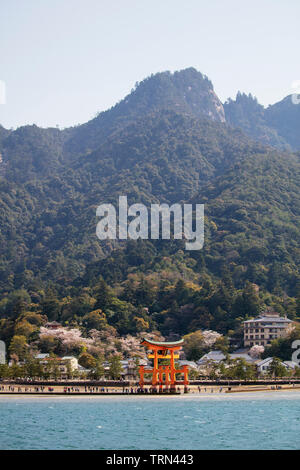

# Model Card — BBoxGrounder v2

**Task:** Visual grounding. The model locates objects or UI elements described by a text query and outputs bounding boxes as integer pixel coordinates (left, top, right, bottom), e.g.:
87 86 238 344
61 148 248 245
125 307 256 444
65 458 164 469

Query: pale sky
1 0 300 129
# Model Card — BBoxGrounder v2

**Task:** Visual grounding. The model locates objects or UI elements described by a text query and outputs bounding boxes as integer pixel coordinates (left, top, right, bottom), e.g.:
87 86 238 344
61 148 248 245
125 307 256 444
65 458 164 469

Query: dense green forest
224 92 300 150
0 68 299 361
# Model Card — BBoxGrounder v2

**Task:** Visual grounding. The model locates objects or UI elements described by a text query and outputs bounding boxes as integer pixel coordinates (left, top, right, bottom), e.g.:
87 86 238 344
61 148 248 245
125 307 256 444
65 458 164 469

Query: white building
243 311 293 347
197 350 226 365
197 350 254 366
256 357 298 375
61 356 78 372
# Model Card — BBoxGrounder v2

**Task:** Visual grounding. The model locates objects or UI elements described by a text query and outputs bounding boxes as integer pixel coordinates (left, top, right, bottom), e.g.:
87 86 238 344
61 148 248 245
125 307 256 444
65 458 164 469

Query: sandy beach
1 383 300 396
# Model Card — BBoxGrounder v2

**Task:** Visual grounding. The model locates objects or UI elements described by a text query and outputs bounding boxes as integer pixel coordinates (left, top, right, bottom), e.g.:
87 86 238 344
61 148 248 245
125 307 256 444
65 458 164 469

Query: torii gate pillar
139 338 189 393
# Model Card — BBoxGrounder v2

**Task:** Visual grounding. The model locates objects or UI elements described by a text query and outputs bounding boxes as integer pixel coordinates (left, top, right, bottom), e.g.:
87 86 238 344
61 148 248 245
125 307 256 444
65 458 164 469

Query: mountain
64 67 225 159
265 95 300 150
0 68 299 344
0 68 226 183
79 147 299 335
1 69 299 184
1 125 67 183
0 109 266 291
0 125 10 144
75 110 264 203
224 92 300 151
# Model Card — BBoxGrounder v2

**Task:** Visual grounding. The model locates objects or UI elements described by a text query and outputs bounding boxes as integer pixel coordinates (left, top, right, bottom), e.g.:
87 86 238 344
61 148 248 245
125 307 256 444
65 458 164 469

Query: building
197 350 226 365
256 357 298 375
243 311 293 347
35 355 80 379
101 358 148 380
282 361 298 371
77 364 90 375
197 350 254 366
256 357 274 374
60 356 79 373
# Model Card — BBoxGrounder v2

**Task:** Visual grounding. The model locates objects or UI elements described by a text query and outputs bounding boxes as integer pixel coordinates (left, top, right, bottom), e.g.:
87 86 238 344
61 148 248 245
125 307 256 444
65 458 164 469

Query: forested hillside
0 68 299 359
224 92 300 151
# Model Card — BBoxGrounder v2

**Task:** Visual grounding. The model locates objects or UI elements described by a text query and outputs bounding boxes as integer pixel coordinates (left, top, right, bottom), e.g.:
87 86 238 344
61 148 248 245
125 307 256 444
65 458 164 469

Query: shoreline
1 383 300 396
1 390 300 400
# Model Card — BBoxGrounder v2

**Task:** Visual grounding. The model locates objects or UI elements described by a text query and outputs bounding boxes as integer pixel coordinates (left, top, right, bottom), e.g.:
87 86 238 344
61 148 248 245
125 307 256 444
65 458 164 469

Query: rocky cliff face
63 67 226 158
112 67 226 122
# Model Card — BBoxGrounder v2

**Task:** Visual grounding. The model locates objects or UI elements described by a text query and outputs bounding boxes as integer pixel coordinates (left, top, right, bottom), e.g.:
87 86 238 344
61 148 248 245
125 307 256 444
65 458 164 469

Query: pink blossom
249 344 265 358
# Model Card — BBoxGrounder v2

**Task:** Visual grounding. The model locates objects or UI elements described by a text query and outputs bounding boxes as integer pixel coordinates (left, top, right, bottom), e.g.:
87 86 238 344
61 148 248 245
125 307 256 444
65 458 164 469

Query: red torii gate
139 338 189 393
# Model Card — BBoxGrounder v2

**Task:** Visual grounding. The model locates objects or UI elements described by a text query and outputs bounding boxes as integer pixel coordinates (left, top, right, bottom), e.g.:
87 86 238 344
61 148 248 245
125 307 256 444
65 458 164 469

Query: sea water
0 391 300 450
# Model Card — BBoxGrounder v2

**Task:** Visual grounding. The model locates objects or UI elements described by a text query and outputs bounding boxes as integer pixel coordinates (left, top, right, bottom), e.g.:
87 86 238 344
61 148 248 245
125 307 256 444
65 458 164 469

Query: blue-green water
0 391 300 449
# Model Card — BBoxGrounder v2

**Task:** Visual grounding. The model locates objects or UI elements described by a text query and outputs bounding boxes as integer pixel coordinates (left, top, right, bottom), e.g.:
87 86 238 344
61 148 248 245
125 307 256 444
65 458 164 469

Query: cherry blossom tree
249 344 264 358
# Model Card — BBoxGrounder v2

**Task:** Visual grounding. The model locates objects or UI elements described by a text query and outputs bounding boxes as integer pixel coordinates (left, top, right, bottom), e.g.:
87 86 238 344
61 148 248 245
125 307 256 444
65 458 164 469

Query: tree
24 357 43 378
135 276 156 306
207 361 219 380
233 281 260 318
6 290 30 319
189 368 199 380
78 352 97 369
51 357 61 381
227 358 256 380
214 336 229 355
14 320 37 338
218 361 227 378
133 316 149 332
42 361 52 380
296 283 300 319
183 331 205 361
83 310 107 330
268 357 287 378
38 335 60 354
65 360 73 379
294 366 300 378
183 330 221 361
22 312 46 327
40 293 61 321
108 354 123 380
9 335 27 361
0 363 10 378
221 265 234 294
249 344 264 359
0 318 15 344
94 279 111 310
90 356 105 380
9 363 25 379
133 355 140 376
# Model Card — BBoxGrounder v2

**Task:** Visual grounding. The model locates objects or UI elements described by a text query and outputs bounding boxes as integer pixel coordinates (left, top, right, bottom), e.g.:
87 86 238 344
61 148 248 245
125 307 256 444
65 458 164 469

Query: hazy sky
1 0 299 129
